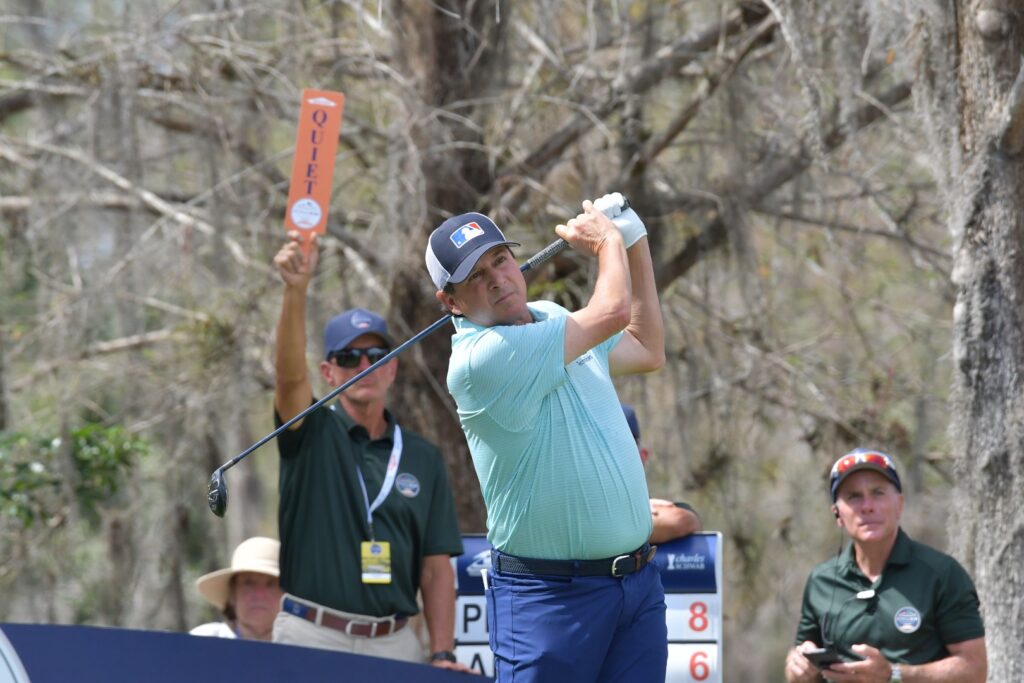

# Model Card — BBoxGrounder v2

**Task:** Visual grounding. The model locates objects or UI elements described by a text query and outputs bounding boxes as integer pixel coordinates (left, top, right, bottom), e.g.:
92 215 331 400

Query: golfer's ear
436 290 461 316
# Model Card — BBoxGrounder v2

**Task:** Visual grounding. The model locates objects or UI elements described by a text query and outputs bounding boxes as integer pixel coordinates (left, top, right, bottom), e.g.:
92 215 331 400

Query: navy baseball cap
621 404 641 441
425 212 519 291
323 308 394 360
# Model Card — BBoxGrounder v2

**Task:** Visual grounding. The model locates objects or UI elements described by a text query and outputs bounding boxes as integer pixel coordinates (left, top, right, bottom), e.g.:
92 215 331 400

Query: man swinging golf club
425 194 668 682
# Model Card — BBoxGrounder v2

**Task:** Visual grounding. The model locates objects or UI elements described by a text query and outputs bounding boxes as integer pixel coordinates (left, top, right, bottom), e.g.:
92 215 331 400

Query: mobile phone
804 647 844 668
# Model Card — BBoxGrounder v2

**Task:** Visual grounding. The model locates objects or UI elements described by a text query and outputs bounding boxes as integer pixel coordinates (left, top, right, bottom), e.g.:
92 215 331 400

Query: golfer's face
449 246 529 327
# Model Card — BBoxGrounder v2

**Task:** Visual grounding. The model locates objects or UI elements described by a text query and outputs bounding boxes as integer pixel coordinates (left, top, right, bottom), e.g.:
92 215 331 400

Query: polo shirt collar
450 303 544 335
839 527 910 576
886 527 912 566
332 403 397 443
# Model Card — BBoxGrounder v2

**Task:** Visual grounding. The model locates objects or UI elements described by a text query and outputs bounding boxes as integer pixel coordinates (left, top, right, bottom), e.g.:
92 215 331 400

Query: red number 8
688 601 708 632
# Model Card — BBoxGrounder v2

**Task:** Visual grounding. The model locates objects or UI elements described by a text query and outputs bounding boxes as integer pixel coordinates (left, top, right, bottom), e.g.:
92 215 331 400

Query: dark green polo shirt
276 402 463 617
795 528 984 664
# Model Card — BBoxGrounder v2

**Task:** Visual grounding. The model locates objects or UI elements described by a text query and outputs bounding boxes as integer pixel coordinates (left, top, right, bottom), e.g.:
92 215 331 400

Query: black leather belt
492 544 657 578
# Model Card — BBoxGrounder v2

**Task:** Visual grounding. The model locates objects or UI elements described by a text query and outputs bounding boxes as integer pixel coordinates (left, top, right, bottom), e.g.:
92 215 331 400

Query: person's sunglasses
830 451 895 479
331 346 390 368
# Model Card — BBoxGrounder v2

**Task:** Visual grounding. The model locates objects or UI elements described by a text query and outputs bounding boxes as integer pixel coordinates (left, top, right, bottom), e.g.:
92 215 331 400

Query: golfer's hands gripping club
275 231 320 289
593 192 647 247
555 200 625 257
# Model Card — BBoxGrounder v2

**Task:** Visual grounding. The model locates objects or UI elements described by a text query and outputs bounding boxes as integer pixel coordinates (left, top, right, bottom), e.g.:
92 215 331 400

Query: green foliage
0 425 146 528
0 432 60 527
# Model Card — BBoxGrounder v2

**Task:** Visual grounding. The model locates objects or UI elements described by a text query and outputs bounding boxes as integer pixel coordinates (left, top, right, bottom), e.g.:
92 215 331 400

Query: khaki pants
272 599 424 664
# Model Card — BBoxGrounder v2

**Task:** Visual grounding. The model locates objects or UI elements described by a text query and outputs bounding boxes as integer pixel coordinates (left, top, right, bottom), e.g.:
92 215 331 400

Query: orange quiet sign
284 88 345 246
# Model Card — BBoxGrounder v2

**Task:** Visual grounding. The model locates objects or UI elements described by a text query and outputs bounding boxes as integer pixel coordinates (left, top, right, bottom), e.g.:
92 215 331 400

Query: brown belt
282 597 408 638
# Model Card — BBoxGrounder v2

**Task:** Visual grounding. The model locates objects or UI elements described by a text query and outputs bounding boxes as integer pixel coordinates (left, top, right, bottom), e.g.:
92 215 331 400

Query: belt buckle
610 553 633 577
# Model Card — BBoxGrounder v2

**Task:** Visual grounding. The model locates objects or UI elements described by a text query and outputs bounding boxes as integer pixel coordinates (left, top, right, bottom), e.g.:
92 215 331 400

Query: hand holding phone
804 646 844 668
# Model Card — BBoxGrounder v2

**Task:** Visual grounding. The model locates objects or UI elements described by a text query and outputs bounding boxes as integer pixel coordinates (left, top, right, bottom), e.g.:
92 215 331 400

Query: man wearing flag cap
426 196 668 682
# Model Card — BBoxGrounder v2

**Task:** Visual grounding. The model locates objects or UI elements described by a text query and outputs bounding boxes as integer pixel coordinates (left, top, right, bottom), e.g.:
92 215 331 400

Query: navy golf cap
425 212 520 291
323 308 395 360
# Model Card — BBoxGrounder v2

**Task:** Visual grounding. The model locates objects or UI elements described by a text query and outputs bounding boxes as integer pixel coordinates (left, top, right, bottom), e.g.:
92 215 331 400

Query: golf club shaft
214 236 570 475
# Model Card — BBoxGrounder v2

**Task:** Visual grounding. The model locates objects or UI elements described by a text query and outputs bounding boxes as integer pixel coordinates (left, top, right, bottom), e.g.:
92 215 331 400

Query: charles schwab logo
665 552 707 571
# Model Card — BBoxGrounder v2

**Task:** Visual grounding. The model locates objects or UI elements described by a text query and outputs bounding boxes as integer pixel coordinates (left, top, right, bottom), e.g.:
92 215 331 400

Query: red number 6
689 650 710 681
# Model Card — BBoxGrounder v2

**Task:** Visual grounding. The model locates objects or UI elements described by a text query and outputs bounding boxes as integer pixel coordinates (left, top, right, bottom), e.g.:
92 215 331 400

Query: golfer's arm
274 284 314 425
649 502 702 543
609 236 665 375
564 234 632 363
419 554 457 655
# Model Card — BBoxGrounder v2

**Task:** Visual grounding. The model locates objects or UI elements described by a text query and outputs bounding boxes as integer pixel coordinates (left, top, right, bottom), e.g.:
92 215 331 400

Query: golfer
425 195 668 682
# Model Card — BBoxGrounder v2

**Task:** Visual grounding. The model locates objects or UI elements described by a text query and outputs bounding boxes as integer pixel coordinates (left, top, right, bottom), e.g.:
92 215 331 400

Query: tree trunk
949 3 1024 680
386 0 508 532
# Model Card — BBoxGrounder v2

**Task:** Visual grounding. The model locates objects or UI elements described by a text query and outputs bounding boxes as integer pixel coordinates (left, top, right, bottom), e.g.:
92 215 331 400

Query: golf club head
207 469 228 517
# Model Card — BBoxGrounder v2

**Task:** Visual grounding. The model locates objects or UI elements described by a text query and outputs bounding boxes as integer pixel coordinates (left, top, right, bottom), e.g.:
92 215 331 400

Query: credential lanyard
356 425 402 541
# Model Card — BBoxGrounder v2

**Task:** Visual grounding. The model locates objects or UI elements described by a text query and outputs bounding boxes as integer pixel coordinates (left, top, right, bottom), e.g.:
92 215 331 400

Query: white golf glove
592 192 647 247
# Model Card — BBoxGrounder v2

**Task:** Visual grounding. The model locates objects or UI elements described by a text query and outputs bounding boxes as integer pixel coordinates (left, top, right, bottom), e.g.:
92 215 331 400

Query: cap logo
350 311 374 329
894 606 921 633
450 222 486 248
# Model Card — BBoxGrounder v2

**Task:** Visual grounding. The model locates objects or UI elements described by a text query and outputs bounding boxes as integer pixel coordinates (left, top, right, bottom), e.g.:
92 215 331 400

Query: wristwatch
430 650 457 664
889 664 903 681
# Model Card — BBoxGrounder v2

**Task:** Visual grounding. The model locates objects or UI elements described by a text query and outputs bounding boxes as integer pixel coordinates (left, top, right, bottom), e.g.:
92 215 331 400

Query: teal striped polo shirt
447 300 652 560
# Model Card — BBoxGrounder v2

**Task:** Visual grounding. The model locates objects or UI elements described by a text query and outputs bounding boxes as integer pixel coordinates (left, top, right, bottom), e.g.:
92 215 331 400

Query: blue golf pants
486 560 667 682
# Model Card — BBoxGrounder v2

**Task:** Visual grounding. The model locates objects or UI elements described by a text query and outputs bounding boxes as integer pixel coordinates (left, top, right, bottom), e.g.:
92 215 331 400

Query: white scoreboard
452 532 724 681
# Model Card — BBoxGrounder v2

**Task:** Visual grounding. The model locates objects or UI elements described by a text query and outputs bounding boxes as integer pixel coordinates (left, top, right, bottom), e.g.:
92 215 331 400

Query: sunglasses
830 451 896 479
330 346 391 368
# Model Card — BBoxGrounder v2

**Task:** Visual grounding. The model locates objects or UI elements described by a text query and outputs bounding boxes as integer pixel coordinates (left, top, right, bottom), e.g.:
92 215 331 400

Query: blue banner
0 623 473 683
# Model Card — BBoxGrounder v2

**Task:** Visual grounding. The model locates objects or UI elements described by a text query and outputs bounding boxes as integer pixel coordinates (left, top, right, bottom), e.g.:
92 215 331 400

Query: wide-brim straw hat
196 536 280 611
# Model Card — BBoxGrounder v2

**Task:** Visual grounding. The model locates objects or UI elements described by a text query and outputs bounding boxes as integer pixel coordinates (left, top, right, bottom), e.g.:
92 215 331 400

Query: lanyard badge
356 426 402 585
361 540 393 584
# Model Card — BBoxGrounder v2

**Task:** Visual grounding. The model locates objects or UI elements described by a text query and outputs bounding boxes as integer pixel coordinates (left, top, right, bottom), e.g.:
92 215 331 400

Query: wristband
430 650 457 663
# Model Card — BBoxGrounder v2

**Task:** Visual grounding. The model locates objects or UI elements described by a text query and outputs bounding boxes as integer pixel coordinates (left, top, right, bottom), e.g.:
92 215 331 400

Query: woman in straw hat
191 536 284 641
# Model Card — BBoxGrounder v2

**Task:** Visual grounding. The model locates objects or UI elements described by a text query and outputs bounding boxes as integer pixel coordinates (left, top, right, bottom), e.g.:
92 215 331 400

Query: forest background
2 1 1022 681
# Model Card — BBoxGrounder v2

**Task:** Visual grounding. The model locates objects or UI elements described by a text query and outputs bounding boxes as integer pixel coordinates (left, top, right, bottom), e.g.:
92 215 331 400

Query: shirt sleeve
452 314 568 432
794 574 824 646
421 446 465 557
935 558 986 644
274 398 321 459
